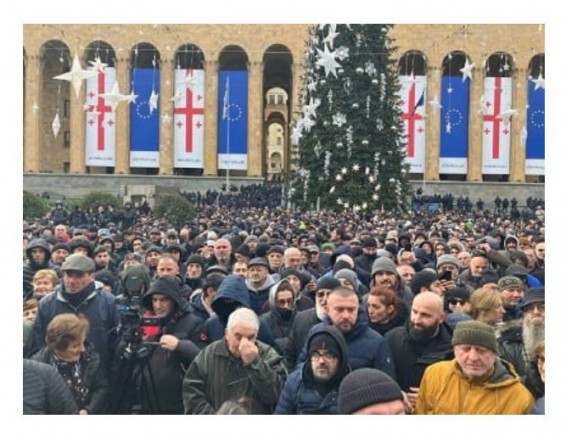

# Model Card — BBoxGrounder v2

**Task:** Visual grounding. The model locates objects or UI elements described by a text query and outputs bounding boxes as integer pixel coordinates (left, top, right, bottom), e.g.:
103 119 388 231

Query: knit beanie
333 269 359 293
498 275 525 291
308 332 342 359
452 320 498 353
371 257 397 278
338 368 403 414
437 254 460 269
410 269 438 294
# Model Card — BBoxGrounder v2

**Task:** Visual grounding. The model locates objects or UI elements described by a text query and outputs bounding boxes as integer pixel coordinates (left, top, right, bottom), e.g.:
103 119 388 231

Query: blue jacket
296 307 396 378
33 282 119 376
275 326 350 414
200 275 276 348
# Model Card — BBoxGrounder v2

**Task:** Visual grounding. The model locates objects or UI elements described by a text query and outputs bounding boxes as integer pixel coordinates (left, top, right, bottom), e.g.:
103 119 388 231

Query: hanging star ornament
460 59 475 82
149 90 159 114
316 44 342 78
98 81 131 111
88 56 107 73
323 26 340 49
182 70 198 90
52 113 61 137
161 113 172 125
497 109 518 125
53 53 98 99
428 95 442 111
125 91 138 104
530 74 545 91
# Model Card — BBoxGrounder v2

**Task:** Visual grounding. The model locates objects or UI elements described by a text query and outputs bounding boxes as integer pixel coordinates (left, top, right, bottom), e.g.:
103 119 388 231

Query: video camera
115 274 161 361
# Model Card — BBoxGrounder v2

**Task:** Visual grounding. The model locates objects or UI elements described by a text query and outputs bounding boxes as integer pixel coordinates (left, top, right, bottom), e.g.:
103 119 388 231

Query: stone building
23 24 544 186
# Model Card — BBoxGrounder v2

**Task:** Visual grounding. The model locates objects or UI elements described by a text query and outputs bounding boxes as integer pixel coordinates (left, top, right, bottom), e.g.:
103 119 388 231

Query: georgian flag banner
439 76 470 174
398 75 426 173
85 67 116 167
173 69 205 168
130 68 160 168
481 76 512 174
525 78 545 176
217 70 248 171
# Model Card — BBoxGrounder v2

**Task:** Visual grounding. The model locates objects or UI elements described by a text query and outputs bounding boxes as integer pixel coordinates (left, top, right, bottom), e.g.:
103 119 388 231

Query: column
114 56 130 174
203 60 218 175
509 67 527 182
425 66 441 180
467 68 484 181
247 60 263 177
159 58 174 175
69 54 86 174
23 54 41 172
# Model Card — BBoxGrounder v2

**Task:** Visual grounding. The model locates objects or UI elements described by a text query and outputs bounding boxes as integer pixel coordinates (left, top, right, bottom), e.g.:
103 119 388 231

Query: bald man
384 292 454 413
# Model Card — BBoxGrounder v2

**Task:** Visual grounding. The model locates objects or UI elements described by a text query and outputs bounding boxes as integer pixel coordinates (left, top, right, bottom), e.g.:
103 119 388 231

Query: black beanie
410 269 438 294
308 332 341 359
338 368 403 414
316 276 342 291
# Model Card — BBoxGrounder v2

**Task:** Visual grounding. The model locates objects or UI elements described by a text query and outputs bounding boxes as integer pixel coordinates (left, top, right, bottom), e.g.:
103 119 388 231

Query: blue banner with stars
130 68 160 168
439 76 470 174
217 70 248 170
525 78 545 175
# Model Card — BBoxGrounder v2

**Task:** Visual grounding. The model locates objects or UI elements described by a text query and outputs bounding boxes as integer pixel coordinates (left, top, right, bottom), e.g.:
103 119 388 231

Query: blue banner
217 70 248 170
526 80 545 160
440 77 470 158
130 68 160 167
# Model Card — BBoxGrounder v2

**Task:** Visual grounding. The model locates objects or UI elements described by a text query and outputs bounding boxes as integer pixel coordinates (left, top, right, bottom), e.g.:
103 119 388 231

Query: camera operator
130 276 204 414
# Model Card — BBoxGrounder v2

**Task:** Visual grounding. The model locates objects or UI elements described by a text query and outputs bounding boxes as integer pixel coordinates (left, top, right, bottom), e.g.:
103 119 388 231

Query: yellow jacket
415 358 534 415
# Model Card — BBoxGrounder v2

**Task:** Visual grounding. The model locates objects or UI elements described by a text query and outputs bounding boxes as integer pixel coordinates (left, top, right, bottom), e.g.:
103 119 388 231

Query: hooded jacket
275 326 350 414
415 358 534 414
23 238 56 299
200 275 276 349
245 274 277 314
296 306 396 378
260 280 297 357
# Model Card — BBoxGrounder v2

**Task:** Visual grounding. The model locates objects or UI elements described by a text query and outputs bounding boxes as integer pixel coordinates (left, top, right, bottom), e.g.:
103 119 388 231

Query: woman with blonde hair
469 286 505 328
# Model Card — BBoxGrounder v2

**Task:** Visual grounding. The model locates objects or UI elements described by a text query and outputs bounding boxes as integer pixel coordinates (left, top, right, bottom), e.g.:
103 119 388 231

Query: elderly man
183 307 286 414
245 257 277 314
498 288 545 398
275 326 350 414
415 320 534 414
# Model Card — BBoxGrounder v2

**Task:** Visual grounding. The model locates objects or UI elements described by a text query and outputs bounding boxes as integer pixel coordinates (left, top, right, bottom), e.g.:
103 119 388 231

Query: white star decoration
479 95 489 114
316 44 342 78
183 71 198 90
497 109 518 125
149 90 159 114
88 56 107 73
161 113 172 125
303 98 321 119
290 126 303 145
530 74 545 91
352 164 360 172
460 59 475 82
323 26 340 49
53 53 98 99
428 95 442 111
52 113 61 137
125 91 138 104
170 88 184 102
98 82 131 112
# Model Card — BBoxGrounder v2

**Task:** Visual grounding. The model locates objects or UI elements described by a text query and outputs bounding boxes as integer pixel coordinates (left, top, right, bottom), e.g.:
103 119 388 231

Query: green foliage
290 24 412 212
153 194 196 227
78 192 121 211
23 191 49 220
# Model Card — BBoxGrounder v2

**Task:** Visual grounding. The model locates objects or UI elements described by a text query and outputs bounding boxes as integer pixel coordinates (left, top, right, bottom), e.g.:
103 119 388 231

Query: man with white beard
498 287 545 398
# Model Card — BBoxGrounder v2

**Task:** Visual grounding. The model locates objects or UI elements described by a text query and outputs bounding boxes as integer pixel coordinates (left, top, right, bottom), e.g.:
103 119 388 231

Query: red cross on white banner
87 71 112 151
174 70 204 153
401 82 423 158
482 76 505 159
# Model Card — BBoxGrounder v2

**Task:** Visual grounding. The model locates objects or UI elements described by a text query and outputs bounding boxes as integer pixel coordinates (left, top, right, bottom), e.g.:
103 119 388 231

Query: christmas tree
290 24 412 212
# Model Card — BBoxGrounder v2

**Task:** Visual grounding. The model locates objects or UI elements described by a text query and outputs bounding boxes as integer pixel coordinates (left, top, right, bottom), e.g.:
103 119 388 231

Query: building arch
398 50 427 76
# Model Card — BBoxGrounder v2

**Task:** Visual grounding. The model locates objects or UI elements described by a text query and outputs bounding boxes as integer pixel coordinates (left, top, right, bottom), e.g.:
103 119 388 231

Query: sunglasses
448 299 466 305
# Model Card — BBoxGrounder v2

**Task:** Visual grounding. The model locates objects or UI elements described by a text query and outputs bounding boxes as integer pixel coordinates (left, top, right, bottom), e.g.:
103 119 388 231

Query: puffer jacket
274 326 350 414
415 358 534 414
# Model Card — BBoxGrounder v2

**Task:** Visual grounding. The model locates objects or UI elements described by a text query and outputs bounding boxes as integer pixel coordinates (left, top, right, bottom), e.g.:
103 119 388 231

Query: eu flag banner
398 75 426 173
85 67 116 167
218 71 248 170
525 78 545 176
130 68 160 168
439 77 470 174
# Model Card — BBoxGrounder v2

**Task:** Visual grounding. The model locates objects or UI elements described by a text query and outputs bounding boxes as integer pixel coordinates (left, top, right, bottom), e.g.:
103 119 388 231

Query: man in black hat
498 287 545 398
498 275 526 321
183 254 207 292
275 326 350 414
267 245 285 273
354 237 378 278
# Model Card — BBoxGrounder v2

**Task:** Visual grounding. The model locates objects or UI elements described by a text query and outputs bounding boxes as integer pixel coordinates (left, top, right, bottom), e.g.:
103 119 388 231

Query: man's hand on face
239 337 259 365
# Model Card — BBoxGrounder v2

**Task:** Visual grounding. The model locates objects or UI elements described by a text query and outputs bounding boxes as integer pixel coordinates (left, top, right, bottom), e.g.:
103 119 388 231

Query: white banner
398 75 426 173
482 77 512 174
173 69 205 168
85 67 116 167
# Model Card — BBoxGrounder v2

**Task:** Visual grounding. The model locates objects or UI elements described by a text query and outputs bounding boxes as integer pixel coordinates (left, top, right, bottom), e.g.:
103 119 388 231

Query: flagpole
226 111 230 189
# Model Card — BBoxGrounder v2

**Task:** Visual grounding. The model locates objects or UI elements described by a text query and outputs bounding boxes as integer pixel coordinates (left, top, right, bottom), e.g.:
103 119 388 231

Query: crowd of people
22 184 546 415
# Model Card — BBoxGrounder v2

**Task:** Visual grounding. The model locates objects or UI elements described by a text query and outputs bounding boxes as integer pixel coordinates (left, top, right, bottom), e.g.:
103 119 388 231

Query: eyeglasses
448 299 466 306
309 351 338 361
